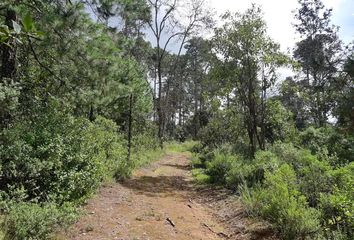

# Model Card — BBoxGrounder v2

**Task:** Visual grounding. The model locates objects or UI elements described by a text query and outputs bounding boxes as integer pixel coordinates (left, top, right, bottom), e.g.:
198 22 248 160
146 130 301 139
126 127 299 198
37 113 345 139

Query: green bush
192 134 354 239
242 164 321 240
226 151 280 190
226 162 252 190
3 202 77 240
269 143 333 207
190 142 203 154
297 157 332 207
0 109 127 205
300 127 354 165
205 150 237 184
264 100 298 144
85 116 128 180
197 110 248 154
320 163 354 238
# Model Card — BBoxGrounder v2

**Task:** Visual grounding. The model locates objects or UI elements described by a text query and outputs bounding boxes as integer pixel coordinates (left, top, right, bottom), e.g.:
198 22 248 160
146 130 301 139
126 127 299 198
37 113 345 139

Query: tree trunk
1 8 18 129
157 59 164 149
127 94 133 161
1 8 17 80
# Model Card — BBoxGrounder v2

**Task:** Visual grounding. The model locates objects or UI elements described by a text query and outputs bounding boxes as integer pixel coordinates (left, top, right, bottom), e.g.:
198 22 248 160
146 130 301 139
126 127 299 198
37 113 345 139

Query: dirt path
63 153 276 240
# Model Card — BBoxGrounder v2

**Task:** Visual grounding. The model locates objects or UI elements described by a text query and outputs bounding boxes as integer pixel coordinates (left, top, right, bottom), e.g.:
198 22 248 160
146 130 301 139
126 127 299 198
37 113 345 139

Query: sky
86 0 353 78
204 0 353 78
208 0 354 52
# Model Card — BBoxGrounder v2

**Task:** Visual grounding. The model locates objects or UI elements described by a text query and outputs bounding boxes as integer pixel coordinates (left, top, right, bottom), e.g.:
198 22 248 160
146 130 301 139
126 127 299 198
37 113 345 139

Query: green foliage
320 163 354 237
0 105 127 205
242 164 321 240
165 141 198 153
195 140 353 239
85 116 129 181
205 149 237 184
3 202 77 240
1 0 353 239
264 100 297 143
300 127 354 165
225 150 280 190
0 81 20 126
269 142 333 207
191 168 211 184
130 128 164 169
197 110 247 152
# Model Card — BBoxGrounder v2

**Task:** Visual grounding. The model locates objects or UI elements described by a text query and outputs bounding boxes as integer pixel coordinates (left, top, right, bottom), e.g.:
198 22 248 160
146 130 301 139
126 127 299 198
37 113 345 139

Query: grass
132 147 166 168
165 140 198 153
191 168 211 184
0 215 5 240
165 141 211 184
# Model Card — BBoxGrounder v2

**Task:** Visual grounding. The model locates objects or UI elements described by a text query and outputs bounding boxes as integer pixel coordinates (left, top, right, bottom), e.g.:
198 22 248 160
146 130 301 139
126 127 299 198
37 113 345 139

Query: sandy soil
62 152 276 240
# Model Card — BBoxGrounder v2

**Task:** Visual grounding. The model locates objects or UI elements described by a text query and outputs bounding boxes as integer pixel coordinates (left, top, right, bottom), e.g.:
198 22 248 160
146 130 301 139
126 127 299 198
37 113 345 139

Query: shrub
226 162 251 189
85 116 128 180
191 168 210 184
205 150 237 184
269 142 305 170
3 202 77 240
197 110 248 153
320 163 354 238
226 151 280 190
297 157 332 207
251 151 281 183
300 127 331 154
190 142 204 154
269 143 333 207
242 164 321 240
0 109 127 205
300 127 354 165
264 100 298 144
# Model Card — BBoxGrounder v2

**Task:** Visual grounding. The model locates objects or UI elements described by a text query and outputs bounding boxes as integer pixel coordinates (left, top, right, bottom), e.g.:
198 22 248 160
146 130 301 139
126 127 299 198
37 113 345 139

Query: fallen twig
166 217 175 227
202 223 229 238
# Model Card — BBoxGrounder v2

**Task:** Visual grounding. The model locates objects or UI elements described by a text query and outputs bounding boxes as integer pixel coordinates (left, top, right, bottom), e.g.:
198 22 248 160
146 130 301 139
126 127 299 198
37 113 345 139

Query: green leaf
12 21 21 34
0 25 10 35
23 13 34 32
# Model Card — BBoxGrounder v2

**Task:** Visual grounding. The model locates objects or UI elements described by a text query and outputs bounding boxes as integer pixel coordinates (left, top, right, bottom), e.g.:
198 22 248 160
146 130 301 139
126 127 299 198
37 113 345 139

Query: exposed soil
62 152 277 240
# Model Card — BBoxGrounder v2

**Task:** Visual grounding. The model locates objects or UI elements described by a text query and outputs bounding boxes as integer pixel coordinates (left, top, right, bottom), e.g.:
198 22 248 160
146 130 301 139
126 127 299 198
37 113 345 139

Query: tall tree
181 37 213 138
213 6 287 156
334 46 354 132
293 0 342 127
146 0 212 147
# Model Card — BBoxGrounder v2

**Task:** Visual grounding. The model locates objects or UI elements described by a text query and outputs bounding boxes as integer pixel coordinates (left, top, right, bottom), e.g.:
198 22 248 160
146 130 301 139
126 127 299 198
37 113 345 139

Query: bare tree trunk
127 94 133 161
153 67 157 121
260 66 266 149
157 59 164 149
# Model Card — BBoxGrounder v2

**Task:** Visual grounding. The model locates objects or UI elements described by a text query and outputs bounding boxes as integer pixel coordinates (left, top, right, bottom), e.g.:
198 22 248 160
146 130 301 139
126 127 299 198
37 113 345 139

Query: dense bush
270 143 333 207
300 127 354 165
3 202 77 240
264 100 297 144
0 110 127 205
242 164 321 240
193 138 354 239
320 162 354 237
226 151 280 190
197 110 248 154
205 150 236 184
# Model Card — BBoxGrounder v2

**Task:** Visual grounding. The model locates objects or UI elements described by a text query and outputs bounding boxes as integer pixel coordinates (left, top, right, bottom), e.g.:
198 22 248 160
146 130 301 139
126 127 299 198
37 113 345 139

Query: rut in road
63 152 276 240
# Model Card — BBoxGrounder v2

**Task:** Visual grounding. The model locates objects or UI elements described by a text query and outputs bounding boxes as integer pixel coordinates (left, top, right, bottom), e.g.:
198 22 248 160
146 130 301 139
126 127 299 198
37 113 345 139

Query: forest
0 0 353 239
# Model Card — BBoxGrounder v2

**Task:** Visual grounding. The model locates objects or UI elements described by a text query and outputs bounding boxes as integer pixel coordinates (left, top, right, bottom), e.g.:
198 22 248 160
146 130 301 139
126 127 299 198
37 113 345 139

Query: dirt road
64 152 275 240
